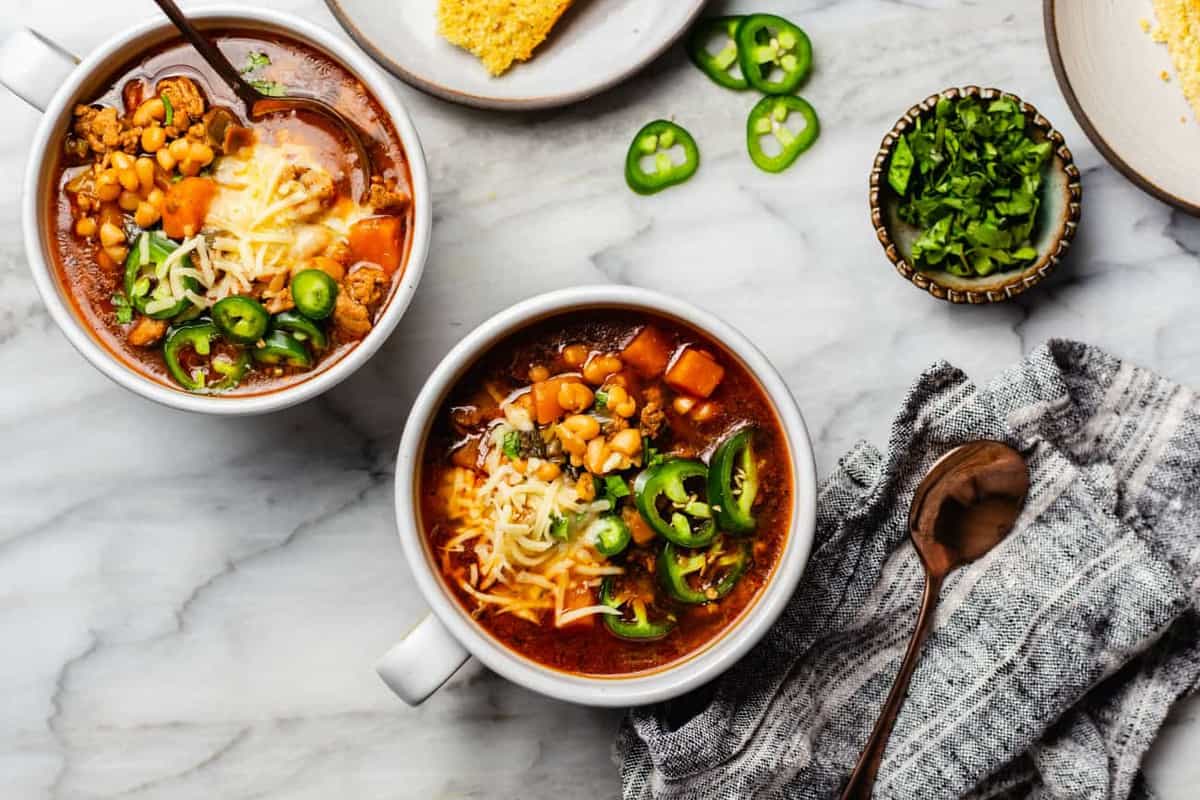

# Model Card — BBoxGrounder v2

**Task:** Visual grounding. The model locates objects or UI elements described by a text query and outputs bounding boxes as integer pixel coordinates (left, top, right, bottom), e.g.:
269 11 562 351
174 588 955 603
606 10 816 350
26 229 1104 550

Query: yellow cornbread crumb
437 0 574 76
1141 17 1152 33
1150 0 1200 120
1163 69 1172 80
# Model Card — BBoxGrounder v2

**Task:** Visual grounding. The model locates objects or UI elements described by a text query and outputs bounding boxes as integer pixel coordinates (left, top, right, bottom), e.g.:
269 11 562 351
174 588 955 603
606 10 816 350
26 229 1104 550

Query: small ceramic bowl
869 86 1081 304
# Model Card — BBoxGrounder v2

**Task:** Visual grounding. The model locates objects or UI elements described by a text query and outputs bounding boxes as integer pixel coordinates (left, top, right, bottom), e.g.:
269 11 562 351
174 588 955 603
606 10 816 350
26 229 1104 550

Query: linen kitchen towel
617 340 1200 800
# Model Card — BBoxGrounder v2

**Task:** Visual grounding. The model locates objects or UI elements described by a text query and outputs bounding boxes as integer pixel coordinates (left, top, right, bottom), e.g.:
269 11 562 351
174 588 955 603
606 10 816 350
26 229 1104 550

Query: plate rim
324 0 708 111
1043 0 1200 216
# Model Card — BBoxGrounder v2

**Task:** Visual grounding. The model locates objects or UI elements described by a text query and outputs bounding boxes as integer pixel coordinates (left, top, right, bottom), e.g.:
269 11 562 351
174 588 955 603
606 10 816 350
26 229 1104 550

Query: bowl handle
0 28 79 112
376 613 469 706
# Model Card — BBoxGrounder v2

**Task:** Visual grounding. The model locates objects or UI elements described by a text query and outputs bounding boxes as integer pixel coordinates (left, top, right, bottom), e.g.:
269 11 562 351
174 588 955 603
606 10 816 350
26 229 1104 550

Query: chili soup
48 30 414 394
419 310 792 676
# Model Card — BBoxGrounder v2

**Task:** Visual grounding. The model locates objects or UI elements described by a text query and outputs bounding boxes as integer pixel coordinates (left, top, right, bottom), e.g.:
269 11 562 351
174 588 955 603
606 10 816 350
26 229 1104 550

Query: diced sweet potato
348 215 403 275
162 177 215 239
531 376 584 425
623 506 657 546
621 325 671 377
665 348 725 398
558 582 597 631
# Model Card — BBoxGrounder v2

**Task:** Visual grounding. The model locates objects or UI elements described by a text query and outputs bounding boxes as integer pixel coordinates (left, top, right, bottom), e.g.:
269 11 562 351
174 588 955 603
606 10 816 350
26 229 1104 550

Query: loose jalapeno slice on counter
592 514 632 557
658 537 752 605
124 232 202 320
252 330 313 368
625 120 700 195
291 269 338 320
271 310 328 351
747 95 820 174
633 459 717 547
212 296 270 345
736 14 812 96
600 576 677 641
163 321 251 393
708 428 760 534
686 16 748 90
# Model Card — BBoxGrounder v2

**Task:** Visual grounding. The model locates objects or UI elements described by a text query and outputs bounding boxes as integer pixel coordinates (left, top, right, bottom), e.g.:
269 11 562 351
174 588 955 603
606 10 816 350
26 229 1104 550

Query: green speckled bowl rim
868 86 1083 305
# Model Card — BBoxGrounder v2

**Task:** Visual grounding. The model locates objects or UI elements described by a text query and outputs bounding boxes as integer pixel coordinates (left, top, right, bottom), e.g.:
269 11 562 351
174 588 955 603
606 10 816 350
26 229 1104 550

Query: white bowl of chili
379 286 818 707
1 7 431 413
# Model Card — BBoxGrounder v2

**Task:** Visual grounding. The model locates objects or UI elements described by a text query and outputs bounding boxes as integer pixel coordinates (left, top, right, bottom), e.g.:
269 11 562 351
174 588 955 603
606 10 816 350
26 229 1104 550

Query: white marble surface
2 0 1198 797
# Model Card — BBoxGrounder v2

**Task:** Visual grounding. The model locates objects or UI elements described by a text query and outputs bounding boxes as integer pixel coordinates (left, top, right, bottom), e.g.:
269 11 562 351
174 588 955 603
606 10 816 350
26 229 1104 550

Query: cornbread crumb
1140 17 1152 33
1163 69 1172 80
1149 0 1200 120
437 0 574 76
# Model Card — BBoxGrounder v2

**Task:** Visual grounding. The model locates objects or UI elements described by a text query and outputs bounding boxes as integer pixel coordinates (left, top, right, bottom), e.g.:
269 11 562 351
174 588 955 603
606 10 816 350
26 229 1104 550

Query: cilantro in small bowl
870 87 1081 304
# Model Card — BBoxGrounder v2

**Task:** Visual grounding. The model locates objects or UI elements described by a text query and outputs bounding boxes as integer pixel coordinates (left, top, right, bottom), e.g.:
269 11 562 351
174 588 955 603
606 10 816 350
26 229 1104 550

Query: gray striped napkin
616 340 1200 799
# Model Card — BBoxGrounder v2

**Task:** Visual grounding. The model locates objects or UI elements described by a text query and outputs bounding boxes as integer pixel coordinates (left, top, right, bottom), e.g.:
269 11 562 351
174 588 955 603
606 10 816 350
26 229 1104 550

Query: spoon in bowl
151 0 373 197
838 440 1030 800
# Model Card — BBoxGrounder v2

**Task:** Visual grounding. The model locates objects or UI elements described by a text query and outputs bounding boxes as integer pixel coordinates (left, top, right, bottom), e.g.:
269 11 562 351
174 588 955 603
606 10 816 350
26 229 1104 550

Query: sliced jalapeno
252 330 313 368
291 269 338 320
633 459 717 548
736 14 812 96
708 428 760 534
271 310 328 351
124 232 201 320
600 576 677 641
625 120 700 195
747 95 820 174
212 296 270 345
686 16 748 90
657 537 751 605
163 321 251 393
591 514 632 557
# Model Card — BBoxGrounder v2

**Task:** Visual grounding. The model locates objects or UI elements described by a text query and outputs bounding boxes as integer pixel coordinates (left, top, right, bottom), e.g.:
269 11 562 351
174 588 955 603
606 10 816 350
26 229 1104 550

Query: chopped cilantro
161 93 173 127
603 475 630 500
249 79 287 97
549 514 570 541
242 51 271 73
887 95 1052 277
502 430 522 460
111 292 133 324
642 440 665 468
593 390 609 412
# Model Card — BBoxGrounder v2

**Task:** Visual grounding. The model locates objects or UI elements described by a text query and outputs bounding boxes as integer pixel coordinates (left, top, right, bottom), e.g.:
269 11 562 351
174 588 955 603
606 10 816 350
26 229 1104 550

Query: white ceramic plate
1045 0 1200 215
325 0 706 110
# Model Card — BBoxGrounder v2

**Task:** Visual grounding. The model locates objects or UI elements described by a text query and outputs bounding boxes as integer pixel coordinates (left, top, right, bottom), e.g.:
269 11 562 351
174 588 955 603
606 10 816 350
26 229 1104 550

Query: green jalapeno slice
625 120 700 195
252 330 313 368
271 310 328 351
591 513 632 557
163 321 251 393
291 269 338 320
212 296 270 345
124 232 202 320
657 537 752 605
708 428 760 534
735 13 812 96
686 16 748 90
600 576 677 641
747 94 820 174
633 459 717 548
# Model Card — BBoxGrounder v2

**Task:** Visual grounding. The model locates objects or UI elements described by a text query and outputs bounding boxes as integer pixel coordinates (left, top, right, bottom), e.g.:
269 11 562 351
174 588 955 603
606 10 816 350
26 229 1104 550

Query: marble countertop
2 0 1198 797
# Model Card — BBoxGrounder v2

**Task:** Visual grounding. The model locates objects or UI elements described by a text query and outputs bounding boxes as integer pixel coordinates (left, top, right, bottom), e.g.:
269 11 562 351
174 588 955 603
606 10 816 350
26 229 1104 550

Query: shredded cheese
438 437 626 627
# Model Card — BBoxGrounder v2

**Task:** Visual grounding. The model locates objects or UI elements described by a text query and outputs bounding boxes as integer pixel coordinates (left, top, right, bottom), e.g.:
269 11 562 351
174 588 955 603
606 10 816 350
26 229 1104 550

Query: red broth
47 31 414 395
419 310 792 675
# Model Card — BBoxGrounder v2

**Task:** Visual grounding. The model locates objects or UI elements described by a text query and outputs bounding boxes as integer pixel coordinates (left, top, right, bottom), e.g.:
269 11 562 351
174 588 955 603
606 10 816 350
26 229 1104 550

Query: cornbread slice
437 0 574 76
1151 0 1200 120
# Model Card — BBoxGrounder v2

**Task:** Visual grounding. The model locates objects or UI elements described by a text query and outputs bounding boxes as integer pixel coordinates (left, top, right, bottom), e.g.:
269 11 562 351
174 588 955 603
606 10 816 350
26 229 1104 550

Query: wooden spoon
152 0 373 197
838 440 1030 800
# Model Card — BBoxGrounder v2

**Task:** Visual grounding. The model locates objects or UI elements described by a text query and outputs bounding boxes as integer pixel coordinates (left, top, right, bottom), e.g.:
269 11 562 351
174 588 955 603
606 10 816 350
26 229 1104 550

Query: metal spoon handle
839 571 944 800
151 0 260 110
